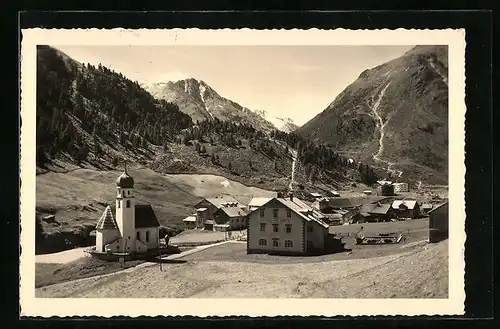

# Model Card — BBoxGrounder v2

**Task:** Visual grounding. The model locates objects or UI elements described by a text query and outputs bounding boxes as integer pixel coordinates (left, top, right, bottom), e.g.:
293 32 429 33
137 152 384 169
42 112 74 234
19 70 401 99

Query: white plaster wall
248 201 304 253
136 227 159 249
96 229 120 253
305 222 326 250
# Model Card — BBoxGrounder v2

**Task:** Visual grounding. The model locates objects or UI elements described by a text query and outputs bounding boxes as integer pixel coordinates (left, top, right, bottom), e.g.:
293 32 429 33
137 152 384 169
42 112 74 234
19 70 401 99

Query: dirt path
36 240 235 289
289 148 298 191
36 247 90 264
370 82 403 178
36 240 448 298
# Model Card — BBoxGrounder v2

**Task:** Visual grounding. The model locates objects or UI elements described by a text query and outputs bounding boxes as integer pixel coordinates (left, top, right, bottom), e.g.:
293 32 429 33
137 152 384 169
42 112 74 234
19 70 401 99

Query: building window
126 200 131 208
260 223 266 232
260 209 265 217
307 225 313 233
146 231 150 242
273 224 279 232
117 200 121 209
273 239 279 247
259 239 267 246
136 231 140 240
287 209 292 218
285 224 292 234
273 209 278 218
285 240 293 248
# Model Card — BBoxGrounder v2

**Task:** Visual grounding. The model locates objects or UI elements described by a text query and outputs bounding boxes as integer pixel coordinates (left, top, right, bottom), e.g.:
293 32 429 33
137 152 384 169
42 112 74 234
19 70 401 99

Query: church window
146 231 150 242
117 200 120 209
136 231 140 240
126 200 131 208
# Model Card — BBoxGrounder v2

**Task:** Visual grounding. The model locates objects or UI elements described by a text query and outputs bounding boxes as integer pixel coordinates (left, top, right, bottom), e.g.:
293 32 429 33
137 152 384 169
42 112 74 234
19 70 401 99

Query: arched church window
146 230 150 242
136 231 140 240
126 200 130 208
117 200 121 209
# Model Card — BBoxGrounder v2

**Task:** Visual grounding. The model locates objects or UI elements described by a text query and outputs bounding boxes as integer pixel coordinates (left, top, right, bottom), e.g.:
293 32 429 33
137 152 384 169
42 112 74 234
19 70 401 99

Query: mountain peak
142 78 277 132
297 45 448 184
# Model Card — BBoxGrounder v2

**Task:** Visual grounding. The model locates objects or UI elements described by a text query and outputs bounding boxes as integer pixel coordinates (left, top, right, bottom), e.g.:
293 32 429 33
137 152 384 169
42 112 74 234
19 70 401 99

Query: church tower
115 167 136 253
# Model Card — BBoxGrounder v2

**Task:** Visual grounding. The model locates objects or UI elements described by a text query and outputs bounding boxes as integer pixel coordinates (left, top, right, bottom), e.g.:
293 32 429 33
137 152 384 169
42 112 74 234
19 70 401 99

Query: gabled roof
109 204 161 228
182 216 197 222
217 206 249 218
96 206 119 231
326 196 389 209
257 197 330 229
248 197 273 207
428 201 448 214
392 200 418 210
196 196 240 209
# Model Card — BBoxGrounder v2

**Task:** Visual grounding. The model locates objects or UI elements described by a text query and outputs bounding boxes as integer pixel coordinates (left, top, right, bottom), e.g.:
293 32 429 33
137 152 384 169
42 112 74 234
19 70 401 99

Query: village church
95 169 160 254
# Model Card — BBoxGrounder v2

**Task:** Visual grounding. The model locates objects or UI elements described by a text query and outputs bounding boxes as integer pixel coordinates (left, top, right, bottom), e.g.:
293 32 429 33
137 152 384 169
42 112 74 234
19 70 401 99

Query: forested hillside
36 45 192 169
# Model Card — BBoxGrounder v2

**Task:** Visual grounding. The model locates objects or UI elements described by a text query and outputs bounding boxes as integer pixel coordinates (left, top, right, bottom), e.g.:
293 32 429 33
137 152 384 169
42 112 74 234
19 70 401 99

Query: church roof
108 204 161 228
96 206 119 230
116 168 134 188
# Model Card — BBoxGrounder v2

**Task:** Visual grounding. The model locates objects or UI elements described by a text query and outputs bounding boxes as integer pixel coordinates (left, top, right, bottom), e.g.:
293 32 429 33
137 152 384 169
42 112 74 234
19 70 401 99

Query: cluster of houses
90 170 449 258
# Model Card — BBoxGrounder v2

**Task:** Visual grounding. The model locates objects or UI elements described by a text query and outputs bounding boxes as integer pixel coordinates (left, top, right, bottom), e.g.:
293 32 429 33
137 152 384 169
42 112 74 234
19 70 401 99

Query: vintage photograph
20 28 465 316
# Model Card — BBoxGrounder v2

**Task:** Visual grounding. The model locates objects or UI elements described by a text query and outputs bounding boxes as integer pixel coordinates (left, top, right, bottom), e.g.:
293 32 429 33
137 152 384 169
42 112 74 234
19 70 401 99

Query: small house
421 203 433 215
182 216 197 230
196 208 210 228
393 182 409 193
194 196 242 218
352 203 394 223
428 202 448 243
305 192 324 202
391 200 421 219
213 206 249 231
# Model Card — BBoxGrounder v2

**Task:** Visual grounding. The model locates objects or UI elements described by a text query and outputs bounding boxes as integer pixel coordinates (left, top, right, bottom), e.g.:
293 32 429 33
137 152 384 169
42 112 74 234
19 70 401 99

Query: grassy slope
36 166 276 236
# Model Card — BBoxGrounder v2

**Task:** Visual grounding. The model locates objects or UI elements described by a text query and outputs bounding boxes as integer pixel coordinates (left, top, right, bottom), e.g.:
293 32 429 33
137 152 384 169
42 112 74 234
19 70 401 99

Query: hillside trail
289 148 298 191
370 81 403 178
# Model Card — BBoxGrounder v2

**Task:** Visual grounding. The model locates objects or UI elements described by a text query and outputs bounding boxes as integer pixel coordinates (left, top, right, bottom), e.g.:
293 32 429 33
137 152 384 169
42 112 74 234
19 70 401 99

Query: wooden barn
428 202 449 243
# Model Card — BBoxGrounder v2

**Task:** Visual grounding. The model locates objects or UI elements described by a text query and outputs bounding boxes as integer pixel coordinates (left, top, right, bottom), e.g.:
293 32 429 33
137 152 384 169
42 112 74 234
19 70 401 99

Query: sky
54 45 414 126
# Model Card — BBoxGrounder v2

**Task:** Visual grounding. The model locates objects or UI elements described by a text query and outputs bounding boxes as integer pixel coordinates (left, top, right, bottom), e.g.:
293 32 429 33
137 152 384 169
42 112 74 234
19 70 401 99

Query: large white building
247 193 342 255
94 169 160 255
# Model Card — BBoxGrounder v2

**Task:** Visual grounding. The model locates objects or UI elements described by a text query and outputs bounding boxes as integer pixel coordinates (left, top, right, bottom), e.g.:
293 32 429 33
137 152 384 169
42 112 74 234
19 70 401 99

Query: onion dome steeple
116 165 134 188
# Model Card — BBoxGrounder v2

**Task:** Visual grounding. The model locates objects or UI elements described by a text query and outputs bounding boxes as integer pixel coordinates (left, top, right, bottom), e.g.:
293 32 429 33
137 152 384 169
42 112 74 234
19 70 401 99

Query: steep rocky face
143 79 277 133
297 45 449 184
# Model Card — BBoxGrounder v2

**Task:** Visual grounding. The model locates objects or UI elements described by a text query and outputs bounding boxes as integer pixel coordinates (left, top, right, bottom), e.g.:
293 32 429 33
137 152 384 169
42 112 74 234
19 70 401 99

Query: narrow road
37 240 235 289
289 148 298 191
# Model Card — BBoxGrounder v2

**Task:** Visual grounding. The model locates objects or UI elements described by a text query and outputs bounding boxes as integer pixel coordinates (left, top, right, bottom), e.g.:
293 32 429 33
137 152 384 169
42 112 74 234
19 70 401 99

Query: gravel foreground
36 240 448 298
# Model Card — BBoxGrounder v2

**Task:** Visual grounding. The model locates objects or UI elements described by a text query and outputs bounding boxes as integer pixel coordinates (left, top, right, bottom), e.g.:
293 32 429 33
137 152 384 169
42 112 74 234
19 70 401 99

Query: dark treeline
36 45 192 166
271 130 378 185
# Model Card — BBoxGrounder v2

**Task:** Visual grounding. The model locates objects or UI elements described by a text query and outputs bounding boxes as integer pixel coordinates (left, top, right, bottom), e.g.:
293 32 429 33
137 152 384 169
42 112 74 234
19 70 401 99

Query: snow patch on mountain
199 83 214 119
252 110 299 133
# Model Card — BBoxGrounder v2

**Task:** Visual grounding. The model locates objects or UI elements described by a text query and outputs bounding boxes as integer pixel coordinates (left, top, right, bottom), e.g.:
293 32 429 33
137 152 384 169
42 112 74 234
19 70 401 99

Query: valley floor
36 238 448 299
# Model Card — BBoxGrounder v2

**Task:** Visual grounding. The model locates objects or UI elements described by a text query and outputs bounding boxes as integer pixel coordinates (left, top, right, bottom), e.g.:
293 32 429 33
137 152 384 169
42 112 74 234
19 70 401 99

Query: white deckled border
20 28 466 317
